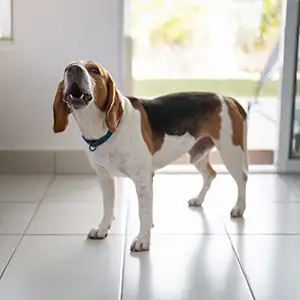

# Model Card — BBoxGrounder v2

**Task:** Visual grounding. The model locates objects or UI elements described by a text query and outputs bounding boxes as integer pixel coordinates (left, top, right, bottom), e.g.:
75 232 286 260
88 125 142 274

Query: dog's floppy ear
105 73 124 132
53 80 70 133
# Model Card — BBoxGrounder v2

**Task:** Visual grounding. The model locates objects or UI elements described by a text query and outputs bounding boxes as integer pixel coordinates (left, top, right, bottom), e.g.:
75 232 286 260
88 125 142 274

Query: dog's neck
71 97 126 140
72 101 109 140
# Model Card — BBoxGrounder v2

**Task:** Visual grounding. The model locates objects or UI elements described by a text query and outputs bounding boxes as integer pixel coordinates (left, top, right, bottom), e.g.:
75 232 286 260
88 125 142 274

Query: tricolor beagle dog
53 60 248 252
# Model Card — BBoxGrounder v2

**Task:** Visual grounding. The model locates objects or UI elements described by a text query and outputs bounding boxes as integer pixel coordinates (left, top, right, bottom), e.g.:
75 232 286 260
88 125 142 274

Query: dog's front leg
88 167 115 239
130 170 153 252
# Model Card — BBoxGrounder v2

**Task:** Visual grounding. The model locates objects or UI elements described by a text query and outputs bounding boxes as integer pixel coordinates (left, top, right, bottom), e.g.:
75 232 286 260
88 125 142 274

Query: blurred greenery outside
131 0 284 98
134 78 289 98
0 36 11 40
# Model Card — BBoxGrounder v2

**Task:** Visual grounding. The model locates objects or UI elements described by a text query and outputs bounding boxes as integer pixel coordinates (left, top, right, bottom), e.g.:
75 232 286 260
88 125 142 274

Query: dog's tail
230 97 247 121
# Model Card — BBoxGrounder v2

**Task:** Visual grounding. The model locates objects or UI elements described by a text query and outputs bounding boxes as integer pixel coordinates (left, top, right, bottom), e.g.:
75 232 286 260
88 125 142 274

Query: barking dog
53 60 248 252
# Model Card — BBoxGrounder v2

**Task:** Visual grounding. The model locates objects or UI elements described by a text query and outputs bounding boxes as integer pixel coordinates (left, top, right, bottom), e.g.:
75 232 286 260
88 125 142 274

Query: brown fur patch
86 63 110 112
188 137 216 177
198 102 222 140
88 62 124 132
207 161 217 177
129 99 164 154
225 97 245 150
53 80 71 133
93 78 108 112
228 97 247 120
189 137 215 164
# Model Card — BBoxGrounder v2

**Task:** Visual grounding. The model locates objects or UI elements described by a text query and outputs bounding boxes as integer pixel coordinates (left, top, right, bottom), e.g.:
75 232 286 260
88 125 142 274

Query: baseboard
54 151 94 174
0 150 94 174
0 151 55 174
0 150 276 174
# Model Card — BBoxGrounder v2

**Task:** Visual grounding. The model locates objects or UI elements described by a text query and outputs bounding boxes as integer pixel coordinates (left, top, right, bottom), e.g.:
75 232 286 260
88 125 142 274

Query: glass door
126 0 283 166
276 0 300 172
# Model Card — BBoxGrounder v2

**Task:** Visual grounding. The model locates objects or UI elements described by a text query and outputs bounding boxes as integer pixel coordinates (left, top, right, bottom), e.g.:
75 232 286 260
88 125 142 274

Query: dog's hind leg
188 137 216 207
216 142 248 217
215 97 248 217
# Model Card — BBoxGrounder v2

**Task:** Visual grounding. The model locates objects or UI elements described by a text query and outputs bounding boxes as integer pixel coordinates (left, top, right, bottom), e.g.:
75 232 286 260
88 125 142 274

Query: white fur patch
72 102 107 139
152 133 196 170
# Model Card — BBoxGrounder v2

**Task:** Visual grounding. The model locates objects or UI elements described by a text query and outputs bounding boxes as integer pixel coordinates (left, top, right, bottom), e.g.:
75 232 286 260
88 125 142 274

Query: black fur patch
127 92 222 138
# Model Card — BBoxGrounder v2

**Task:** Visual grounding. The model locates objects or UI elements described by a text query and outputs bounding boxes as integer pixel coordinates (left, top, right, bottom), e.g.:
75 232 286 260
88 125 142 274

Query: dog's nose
66 65 83 75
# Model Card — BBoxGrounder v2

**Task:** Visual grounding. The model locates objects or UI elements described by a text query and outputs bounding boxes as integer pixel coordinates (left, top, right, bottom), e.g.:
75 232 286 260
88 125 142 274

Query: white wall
0 0 124 150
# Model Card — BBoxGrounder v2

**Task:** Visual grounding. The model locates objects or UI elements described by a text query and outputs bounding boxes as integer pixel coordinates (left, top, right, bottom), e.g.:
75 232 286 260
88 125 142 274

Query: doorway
126 0 283 166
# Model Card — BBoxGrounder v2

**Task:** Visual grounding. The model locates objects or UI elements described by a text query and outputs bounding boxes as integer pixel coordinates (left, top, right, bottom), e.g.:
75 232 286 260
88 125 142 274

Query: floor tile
145 174 298 210
206 174 299 204
151 174 202 202
26 194 128 235
0 203 37 234
122 235 253 300
44 175 129 202
150 174 300 234
125 176 226 235
231 235 300 300
0 175 53 202
0 236 21 275
220 202 300 234
281 175 300 198
44 175 101 201
0 235 124 300
245 174 299 202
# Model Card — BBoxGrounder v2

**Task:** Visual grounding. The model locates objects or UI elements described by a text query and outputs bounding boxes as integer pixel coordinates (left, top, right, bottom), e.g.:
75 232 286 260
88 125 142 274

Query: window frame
0 0 13 41
275 0 300 172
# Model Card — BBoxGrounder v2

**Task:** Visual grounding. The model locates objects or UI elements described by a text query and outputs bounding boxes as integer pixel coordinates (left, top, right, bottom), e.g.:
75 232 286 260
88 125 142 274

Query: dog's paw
188 197 203 207
88 225 110 239
230 202 245 218
130 236 150 252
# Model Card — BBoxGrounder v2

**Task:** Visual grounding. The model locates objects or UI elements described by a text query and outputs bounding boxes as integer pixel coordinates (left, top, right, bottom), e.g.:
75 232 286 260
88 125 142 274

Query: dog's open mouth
64 83 92 109
69 82 83 99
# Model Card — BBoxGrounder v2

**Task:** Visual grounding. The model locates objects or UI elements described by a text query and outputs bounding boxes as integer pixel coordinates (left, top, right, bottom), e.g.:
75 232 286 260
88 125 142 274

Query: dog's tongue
70 83 83 98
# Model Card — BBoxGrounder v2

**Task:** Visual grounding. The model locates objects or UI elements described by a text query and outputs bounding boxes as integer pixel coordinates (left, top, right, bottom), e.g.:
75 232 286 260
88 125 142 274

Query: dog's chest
85 142 145 176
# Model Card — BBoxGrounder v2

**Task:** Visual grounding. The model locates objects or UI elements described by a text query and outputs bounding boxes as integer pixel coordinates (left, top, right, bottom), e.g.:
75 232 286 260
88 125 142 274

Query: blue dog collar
82 130 114 152
82 96 124 152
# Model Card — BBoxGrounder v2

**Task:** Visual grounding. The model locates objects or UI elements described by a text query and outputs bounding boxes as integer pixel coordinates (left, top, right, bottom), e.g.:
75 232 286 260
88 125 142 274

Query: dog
53 60 248 252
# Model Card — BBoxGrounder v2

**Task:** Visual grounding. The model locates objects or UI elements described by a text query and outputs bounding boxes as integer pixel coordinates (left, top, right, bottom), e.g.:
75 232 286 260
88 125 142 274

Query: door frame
275 0 300 172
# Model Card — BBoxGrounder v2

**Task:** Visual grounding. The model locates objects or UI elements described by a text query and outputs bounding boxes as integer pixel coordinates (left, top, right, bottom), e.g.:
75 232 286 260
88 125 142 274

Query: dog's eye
89 68 100 75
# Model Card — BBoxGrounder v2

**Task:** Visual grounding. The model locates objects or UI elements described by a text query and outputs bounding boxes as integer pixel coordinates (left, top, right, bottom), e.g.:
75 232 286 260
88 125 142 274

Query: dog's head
53 60 123 133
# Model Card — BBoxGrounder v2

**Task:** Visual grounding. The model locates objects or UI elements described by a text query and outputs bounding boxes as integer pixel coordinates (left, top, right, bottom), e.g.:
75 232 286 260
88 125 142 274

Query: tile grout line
221 218 256 300
118 190 131 300
0 175 56 280
3 200 300 204
227 235 256 300
1 232 300 236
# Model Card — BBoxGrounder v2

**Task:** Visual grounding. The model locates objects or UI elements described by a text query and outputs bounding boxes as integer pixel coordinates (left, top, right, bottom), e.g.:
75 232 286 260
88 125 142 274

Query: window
0 0 12 40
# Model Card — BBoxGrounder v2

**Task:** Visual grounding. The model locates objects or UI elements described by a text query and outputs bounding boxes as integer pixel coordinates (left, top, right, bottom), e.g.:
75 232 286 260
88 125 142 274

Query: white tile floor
0 173 300 299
